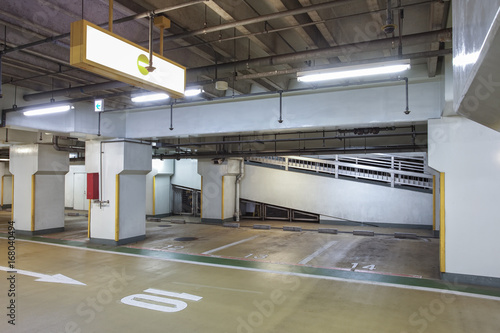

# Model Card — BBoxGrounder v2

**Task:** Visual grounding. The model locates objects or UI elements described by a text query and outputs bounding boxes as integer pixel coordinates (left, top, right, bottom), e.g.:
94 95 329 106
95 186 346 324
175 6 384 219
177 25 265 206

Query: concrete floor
1 211 500 332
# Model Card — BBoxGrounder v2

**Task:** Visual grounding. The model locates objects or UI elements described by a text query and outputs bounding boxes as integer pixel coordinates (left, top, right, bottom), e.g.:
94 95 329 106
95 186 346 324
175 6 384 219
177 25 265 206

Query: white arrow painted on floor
0 266 86 286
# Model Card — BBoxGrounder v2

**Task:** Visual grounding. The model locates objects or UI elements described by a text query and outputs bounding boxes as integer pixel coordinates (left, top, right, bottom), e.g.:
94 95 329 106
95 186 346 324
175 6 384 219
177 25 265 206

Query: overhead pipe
164 0 354 42
186 48 451 86
23 81 130 101
189 28 451 76
157 131 427 149
109 0 113 32
146 13 156 73
153 145 428 160
234 158 245 222
166 0 436 53
52 136 85 153
0 0 209 56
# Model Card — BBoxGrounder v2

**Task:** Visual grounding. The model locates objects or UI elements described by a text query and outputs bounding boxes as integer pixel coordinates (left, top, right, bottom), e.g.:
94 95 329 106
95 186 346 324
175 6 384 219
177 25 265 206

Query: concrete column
86 140 151 245
146 159 174 217
0 162 12 209
9 144 69 235
198 159 240 223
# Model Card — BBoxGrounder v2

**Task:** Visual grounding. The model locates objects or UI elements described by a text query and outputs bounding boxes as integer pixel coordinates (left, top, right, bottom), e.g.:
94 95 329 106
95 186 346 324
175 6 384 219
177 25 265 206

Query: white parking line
202 235 259 255
298 241 338 265
4 238 500 302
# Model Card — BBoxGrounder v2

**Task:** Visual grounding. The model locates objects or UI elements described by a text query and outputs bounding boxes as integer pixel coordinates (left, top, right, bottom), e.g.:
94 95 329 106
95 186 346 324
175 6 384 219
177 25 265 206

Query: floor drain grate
174 237 198 241
158 225 172 228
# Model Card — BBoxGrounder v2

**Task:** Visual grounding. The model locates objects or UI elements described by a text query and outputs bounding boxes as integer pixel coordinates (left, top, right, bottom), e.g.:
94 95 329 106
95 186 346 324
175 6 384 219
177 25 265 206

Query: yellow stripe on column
221 176 225 221
1 175 4 206
440 172 445 273
200 176 203 219
31 174 35 232
88 199 91 238
152 176 156 216
432 175 436 231
11 175 14 221
115 174 120 242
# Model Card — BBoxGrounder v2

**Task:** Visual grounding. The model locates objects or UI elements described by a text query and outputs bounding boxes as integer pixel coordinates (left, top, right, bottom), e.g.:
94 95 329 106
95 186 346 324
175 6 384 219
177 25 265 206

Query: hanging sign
70 20 186 98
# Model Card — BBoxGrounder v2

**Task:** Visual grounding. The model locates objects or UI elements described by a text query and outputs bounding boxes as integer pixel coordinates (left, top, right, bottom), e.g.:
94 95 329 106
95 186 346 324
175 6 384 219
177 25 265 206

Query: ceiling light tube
131 93 170 103
297 60 411 83
23 104 72 116
184 88 202 97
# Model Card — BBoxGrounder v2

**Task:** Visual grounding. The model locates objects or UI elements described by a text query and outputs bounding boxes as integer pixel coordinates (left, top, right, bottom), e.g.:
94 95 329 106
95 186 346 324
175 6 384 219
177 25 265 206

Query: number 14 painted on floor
351 263 376 271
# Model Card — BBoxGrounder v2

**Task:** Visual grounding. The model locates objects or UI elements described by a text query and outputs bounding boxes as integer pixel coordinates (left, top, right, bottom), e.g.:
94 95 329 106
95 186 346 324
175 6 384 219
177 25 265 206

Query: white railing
247 155 433 189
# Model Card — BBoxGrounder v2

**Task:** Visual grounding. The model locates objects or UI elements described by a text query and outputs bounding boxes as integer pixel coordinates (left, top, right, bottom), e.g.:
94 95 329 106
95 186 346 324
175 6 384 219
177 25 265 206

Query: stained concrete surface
1 210 438 280
0 238 499 333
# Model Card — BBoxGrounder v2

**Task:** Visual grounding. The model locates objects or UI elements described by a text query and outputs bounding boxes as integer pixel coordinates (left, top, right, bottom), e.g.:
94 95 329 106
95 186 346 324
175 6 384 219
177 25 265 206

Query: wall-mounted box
87 173 99 199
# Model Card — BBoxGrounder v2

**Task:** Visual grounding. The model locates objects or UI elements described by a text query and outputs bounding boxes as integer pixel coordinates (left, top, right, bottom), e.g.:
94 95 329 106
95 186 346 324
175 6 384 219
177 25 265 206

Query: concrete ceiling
0 0 451 157
0 0 450 102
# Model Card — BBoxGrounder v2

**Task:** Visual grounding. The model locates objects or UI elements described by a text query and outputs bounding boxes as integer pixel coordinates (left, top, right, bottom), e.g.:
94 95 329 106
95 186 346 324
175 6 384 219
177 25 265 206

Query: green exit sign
94 99 104 112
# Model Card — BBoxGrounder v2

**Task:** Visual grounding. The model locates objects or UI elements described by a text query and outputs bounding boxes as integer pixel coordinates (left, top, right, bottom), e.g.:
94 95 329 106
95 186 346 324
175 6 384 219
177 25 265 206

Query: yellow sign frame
70 19 186 99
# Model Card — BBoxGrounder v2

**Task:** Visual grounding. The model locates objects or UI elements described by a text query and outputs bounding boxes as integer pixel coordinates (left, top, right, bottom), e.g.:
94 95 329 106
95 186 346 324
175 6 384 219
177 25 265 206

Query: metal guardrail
247 155 433 189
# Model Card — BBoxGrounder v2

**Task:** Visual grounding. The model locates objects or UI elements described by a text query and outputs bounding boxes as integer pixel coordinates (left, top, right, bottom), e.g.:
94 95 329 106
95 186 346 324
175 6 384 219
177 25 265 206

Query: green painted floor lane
3 232 500 300
1 237 500 333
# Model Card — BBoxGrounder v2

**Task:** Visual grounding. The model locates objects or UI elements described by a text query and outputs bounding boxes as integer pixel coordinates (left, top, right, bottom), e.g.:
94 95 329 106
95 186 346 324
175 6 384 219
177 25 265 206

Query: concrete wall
171 159 201 190
125 78 443 139
65 164 86 209
240 164 433 226
146 159 174 216
429 116 500 279
453 0 500 111
223 175 236 221
0 163 12 207
10 144 69 233
86 141 151 242
5 92 126 138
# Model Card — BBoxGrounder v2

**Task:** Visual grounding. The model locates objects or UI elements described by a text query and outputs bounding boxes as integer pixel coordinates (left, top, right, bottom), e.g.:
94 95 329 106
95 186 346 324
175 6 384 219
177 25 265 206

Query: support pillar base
16 227 65 236
89 234 146 246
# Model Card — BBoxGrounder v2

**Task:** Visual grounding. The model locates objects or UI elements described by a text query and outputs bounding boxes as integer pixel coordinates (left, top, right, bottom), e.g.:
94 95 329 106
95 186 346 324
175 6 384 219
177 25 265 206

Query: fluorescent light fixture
0 159 9 162
131 93 169 103
297 60 411 83
184 88 202 97
23 104 72 117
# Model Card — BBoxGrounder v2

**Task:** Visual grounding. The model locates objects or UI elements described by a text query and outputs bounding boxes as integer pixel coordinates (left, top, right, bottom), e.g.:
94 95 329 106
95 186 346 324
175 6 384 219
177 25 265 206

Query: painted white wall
453 0 500 111
125 80 443 139
240 164 432 225
171 159 201 190
197 159 255 221
5 99 126 138
223 175 236 220
73 173 88 210
0 163 12 206
35 174 65 230
65 164 86 208
146 159 174 215
2 176 12 207
428 116 500 279
86 141 151 242
9 144 69 232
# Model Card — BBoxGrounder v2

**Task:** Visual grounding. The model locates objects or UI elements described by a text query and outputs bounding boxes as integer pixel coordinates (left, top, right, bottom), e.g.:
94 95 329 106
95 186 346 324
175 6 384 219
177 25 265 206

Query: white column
0 162 12 209
10 144 69 235
198 159 240 223
146 159 174 216
86 141 151 245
